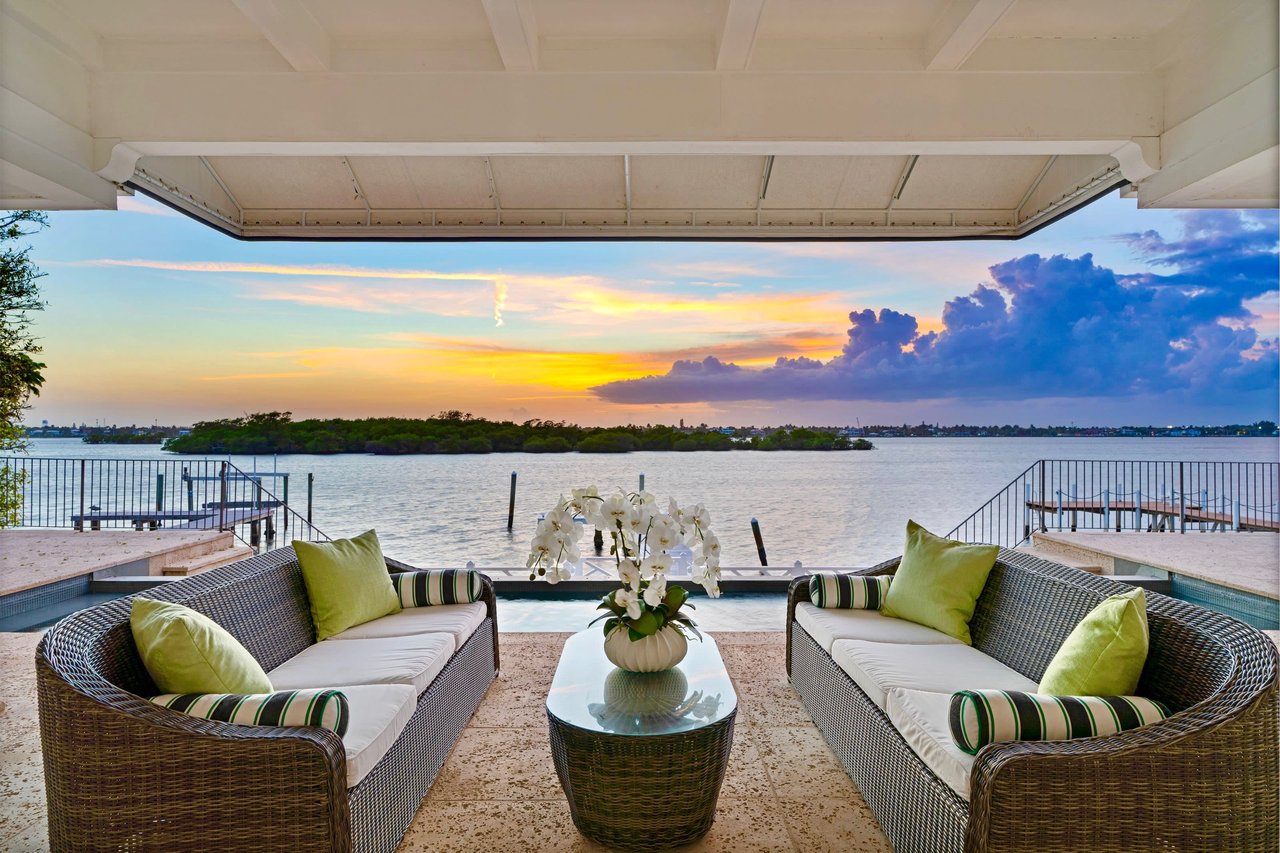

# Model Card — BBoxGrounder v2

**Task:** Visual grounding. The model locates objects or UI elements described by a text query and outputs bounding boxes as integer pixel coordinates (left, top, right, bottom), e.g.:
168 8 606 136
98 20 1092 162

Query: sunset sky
18 192 1279 428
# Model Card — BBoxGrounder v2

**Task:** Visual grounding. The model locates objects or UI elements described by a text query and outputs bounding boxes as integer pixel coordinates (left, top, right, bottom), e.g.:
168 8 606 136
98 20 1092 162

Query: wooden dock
1025 498 1279 533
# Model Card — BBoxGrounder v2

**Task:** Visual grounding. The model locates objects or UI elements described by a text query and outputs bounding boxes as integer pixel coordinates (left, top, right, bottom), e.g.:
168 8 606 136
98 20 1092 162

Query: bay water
23 436 1277 569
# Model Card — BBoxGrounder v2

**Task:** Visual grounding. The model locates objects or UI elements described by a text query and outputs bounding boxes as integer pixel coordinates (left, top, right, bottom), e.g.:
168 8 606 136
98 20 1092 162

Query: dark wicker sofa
787 549 1278 853
36 547 499 852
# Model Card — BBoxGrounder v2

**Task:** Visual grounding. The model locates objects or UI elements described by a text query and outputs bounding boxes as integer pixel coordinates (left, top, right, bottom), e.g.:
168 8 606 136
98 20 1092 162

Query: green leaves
629 609 660 637
663 583 688 614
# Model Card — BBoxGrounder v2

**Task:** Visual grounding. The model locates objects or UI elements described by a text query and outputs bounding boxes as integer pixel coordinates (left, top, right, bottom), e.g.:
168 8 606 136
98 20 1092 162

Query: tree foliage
165 411 872 456
0 211 48 526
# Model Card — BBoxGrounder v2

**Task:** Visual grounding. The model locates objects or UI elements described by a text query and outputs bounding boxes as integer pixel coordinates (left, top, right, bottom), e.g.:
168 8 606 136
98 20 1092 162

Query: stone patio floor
0 631 890 852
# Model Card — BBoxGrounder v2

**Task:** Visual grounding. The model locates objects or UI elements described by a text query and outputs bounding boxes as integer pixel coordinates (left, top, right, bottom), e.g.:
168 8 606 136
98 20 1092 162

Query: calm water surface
24 437 1278 568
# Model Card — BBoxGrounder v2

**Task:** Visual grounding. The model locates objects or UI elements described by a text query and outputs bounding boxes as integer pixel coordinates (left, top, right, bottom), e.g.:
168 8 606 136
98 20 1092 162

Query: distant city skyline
17 192 1280 428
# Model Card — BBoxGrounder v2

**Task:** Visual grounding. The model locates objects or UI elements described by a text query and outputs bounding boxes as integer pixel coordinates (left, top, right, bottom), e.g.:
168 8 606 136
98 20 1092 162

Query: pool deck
0 529 233 597
1032 531 1279 600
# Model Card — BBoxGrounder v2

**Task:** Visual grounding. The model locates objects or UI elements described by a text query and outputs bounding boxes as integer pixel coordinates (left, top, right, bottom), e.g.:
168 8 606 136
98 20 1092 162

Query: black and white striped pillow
809 572 891 609
393 569 482 607
152 689 350 736
949 689 1170 755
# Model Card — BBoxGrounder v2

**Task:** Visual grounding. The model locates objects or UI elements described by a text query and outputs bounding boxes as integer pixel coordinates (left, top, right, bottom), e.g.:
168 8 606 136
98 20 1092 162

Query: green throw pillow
130 598 273 695
1039 588 1149 696
880 520 999 645
294 529 400 640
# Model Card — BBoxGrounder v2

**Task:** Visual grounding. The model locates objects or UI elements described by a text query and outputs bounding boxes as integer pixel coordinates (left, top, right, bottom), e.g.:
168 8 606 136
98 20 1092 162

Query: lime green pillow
130 598 272 695
1039 588 1149 696
294 529 400 641
881 520 999 645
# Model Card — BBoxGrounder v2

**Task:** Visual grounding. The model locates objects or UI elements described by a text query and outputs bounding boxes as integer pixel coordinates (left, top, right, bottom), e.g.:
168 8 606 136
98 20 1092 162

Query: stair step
162 545 255 576
1014 545 1104 575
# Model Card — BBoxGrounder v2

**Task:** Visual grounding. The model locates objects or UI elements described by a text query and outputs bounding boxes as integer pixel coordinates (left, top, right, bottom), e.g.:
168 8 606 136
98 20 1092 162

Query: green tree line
164 412 874 455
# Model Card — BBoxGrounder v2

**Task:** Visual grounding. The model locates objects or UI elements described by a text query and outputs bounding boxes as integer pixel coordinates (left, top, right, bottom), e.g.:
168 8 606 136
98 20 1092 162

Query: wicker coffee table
546 630 738 851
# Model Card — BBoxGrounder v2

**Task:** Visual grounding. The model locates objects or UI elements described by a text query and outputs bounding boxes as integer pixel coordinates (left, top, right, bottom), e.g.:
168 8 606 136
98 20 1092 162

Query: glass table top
546 630 738 737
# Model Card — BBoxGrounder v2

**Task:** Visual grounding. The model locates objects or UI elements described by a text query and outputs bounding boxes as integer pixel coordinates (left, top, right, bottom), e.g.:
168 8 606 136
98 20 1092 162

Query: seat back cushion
295 530 401 640
1039 588 1149 696
131 598 273 695
881 521 998 644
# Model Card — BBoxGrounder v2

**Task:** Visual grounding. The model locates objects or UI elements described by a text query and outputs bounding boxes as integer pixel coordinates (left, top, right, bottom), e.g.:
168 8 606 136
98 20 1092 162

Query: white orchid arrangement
527 486 723 642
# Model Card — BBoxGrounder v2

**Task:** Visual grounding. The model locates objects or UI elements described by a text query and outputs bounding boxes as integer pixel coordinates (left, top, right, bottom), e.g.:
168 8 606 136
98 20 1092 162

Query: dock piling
184 467 194 511
507 471 517 531
638 473 645 492
76 459 85 532
307 473 314 525
282 474 289 530
155 473 164 513
751 517 768 566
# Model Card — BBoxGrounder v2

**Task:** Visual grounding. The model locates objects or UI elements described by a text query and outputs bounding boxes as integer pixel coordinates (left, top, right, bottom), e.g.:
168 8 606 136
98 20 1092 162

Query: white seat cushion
795 602 963 652
329 602 486 650
830 640 1039 709
269 633 454 695
339 683 417 788
886 688 975 800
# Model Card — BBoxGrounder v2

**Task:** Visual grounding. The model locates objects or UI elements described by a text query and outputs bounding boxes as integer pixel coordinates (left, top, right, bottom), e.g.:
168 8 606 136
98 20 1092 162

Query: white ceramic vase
603 624 688 672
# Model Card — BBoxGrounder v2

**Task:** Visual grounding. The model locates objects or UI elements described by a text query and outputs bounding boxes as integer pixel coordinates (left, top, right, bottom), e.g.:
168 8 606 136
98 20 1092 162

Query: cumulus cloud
593 210 1279 408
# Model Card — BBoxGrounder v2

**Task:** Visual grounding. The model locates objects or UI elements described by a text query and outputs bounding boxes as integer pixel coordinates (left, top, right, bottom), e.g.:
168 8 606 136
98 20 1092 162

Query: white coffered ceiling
2 0 1275 240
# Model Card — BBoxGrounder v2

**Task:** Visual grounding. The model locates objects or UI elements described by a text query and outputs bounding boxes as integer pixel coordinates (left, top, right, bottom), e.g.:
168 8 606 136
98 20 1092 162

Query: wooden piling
155 473 165 513
751 517 768 566
76 459 86 532
282 474 290 530
639 473 645 492
307 473 314 525
184 467 194 511
507 471 517 531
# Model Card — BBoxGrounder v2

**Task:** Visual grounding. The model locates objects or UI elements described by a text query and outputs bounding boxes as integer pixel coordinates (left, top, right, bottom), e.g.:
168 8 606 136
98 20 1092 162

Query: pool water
497 593 788 633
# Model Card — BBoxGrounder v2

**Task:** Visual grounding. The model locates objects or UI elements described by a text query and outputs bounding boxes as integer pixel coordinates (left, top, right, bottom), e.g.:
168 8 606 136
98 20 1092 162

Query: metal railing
948 459 1280 549
2 456 327 550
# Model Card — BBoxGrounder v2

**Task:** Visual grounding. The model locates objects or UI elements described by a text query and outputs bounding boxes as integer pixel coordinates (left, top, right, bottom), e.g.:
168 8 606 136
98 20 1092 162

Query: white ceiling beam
716 0 766 71
89 69 1160 148
1 0 102 69
230 0 330 72
925 0 1017 71
481 0 538 71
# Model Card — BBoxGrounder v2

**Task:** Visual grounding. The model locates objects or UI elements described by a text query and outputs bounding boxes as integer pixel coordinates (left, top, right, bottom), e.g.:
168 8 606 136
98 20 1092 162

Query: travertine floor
0 631 889 852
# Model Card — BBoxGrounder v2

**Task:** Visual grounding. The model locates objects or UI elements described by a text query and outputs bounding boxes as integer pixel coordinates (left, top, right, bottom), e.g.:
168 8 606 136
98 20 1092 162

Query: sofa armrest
968 670 1279 851
786 557 900 677
37 653 352 851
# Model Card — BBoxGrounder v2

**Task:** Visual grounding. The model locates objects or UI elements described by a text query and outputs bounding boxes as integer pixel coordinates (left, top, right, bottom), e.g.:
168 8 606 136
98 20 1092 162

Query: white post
1200 489 1208 531
1055 489 1063 530
1134 490 1143 530
1232 499 1241 531
1102 488 1110 529
1023 482 1032 534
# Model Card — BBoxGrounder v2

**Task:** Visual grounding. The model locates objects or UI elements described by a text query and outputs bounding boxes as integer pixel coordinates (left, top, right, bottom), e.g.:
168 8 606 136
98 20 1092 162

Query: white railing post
1232 499 1241 531
1134 490 1143 531
1023 482 1032 537
1200 489 1208 531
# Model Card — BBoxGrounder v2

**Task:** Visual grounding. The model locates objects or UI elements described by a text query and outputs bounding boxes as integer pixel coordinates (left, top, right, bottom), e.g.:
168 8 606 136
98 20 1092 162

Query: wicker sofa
787 549 1278 853
36 547 499 853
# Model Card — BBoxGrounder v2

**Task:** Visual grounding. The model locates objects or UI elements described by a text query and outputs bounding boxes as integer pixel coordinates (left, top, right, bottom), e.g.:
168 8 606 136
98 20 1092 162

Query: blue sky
17 190 1279 427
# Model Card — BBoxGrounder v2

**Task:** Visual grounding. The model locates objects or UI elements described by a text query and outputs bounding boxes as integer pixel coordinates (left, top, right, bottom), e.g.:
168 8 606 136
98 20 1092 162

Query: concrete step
1014 545 1105 575
162 545 255 577
148 531 237 573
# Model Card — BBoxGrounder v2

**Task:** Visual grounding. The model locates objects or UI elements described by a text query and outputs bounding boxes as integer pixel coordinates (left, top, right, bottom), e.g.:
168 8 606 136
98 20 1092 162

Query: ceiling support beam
925 0 1017 71
1 0 102 69
716 0 766 71
481 0 538 71
89 69 1161 148
230 0 330 71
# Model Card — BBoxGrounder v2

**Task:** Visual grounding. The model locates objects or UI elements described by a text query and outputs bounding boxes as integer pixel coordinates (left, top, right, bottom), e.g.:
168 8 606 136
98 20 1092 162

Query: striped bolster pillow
949 690 1170 755
393 569 482 607
151 689 349 736
809 572 891 609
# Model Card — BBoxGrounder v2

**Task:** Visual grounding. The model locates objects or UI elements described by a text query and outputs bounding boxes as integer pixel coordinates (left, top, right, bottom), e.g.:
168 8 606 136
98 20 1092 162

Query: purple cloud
593 210 1278 408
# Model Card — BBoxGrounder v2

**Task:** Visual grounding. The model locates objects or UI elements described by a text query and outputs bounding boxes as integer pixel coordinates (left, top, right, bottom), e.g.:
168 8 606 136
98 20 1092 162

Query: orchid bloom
615 586 643 620
642 573 668 608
